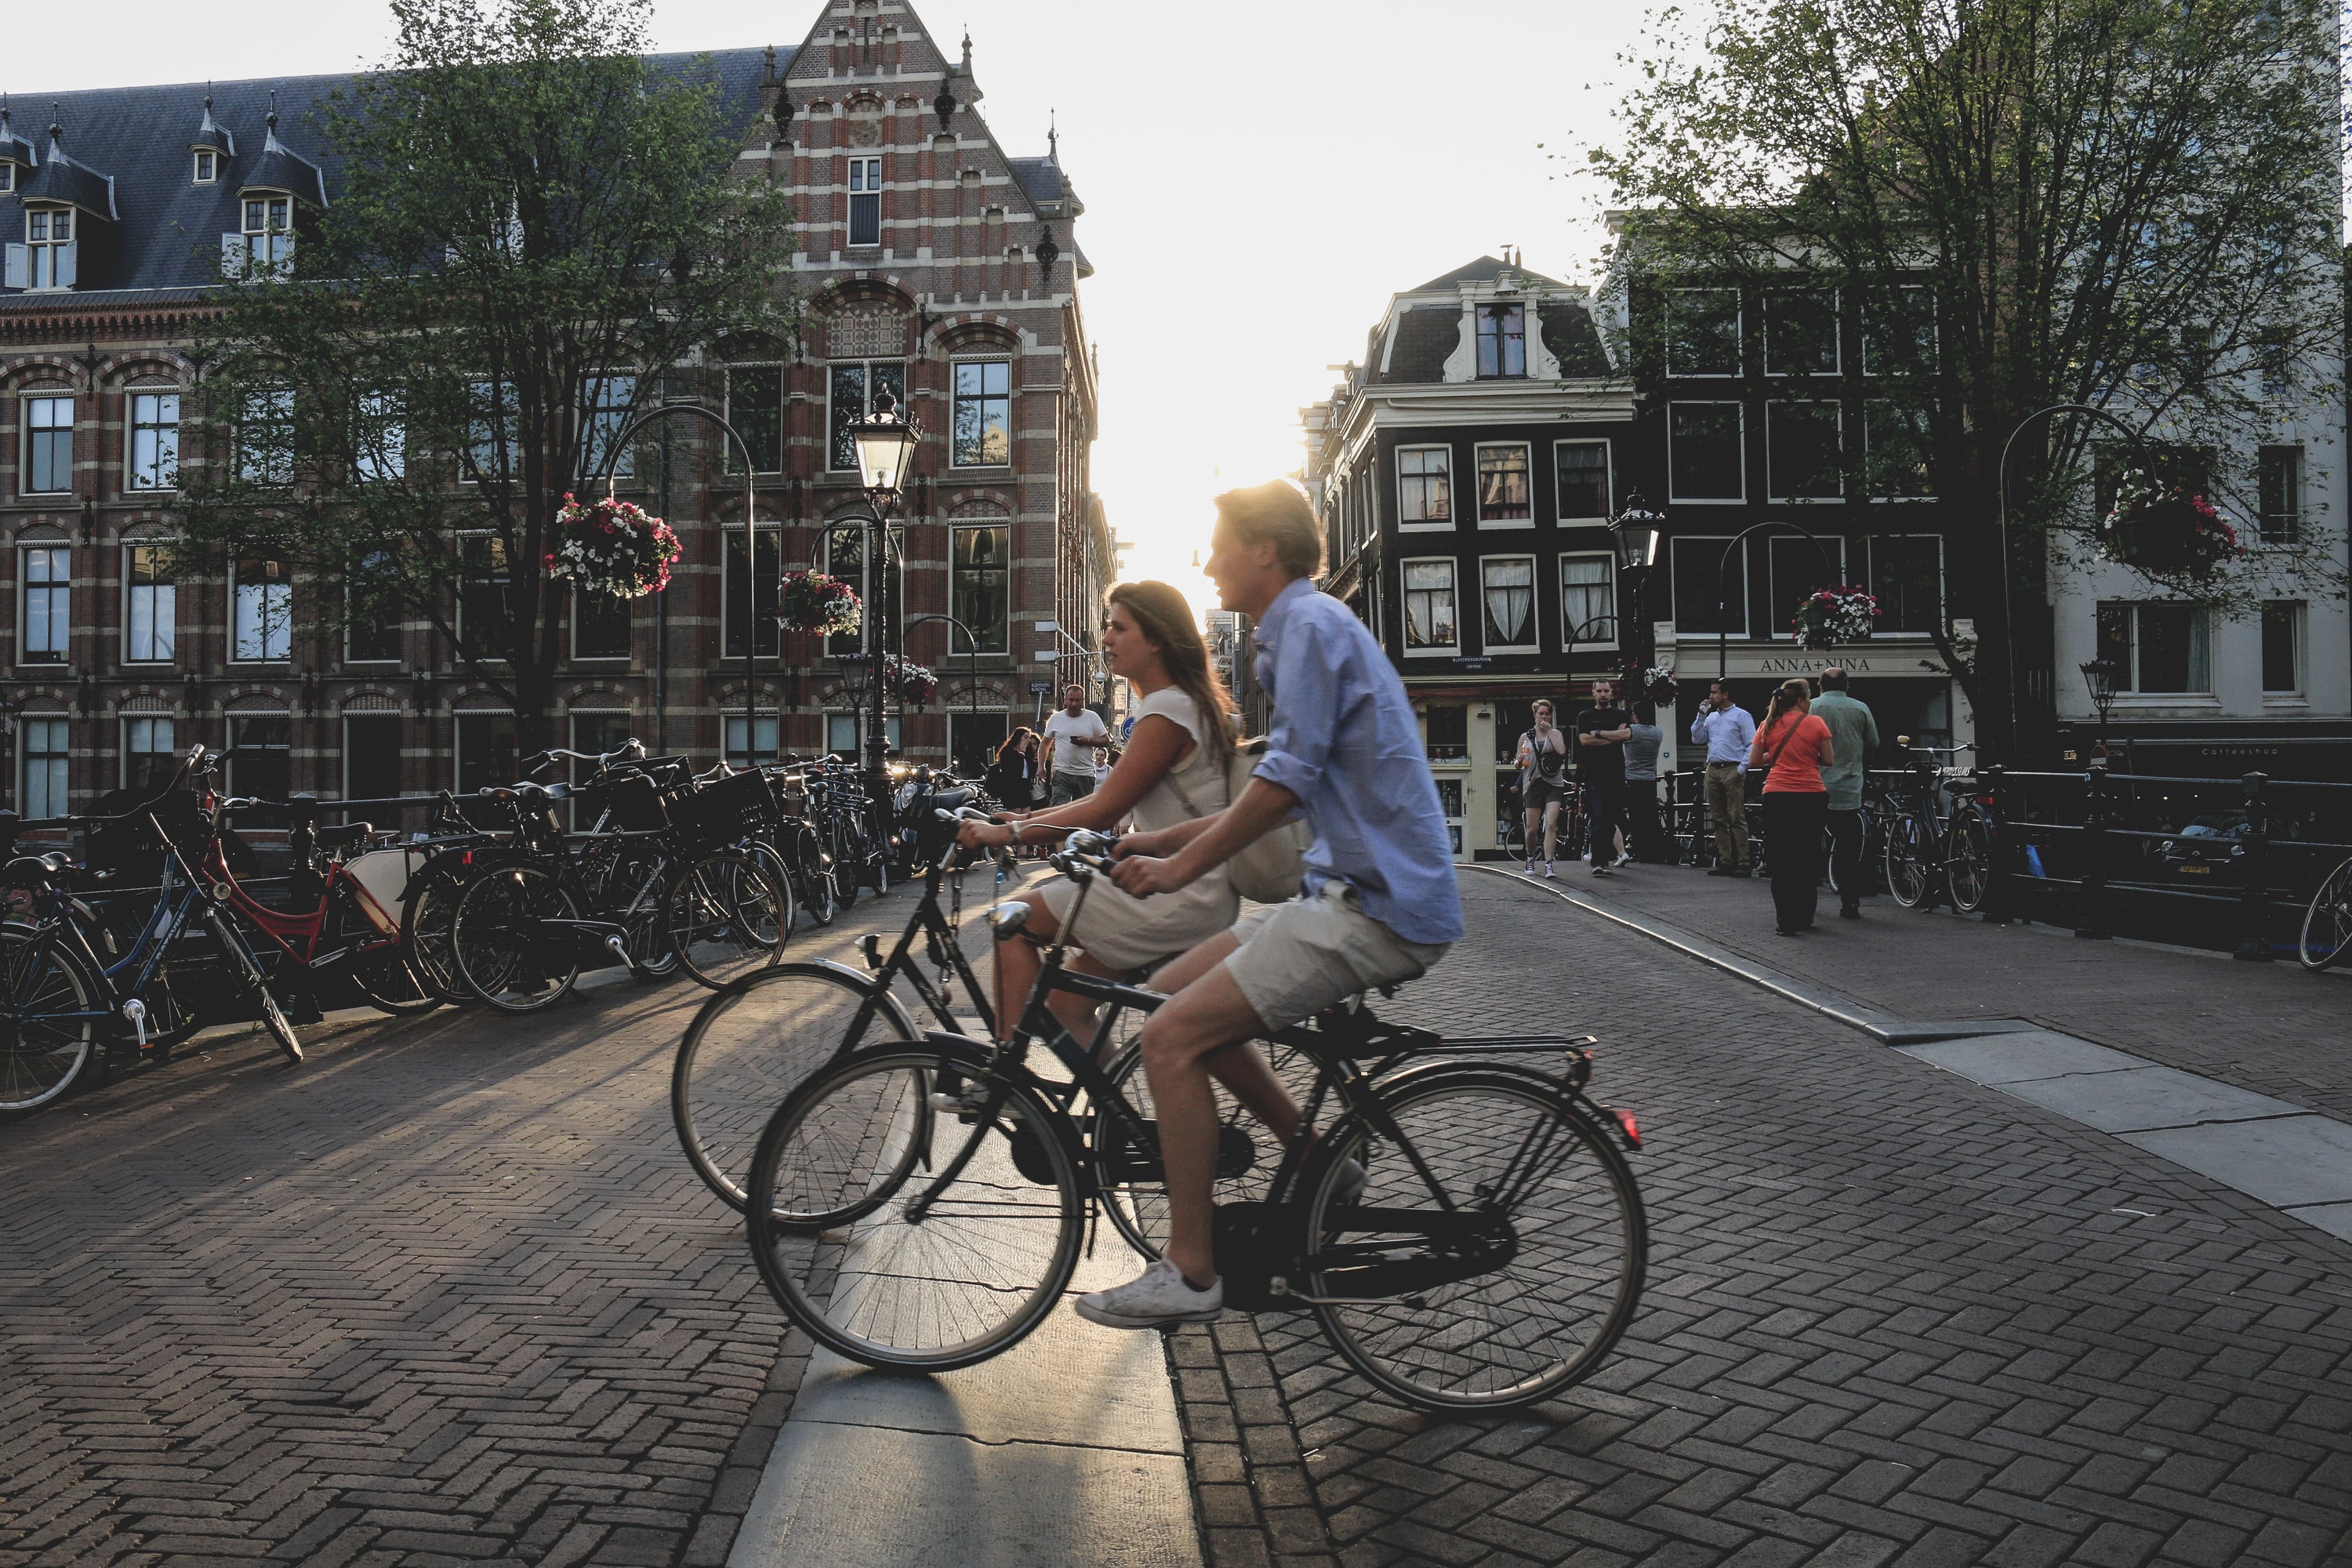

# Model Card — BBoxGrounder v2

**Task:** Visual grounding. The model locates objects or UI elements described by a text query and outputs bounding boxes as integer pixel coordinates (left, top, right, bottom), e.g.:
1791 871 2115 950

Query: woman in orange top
1748 677 1836 935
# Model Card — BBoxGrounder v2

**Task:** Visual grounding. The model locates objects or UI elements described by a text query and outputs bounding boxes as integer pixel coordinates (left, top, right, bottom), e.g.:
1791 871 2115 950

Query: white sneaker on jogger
1075 1256 1223 1330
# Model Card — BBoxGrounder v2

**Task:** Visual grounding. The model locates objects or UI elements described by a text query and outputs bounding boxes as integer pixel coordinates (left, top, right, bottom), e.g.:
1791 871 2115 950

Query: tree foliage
1588 0 2345 739
179 0 797 747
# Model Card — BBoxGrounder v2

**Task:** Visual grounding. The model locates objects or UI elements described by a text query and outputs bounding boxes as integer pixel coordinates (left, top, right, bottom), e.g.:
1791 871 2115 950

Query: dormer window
1475 303 1526 379
223 193 294 277
18 209 76 290
194 150 217 184
245 195 291 238
0 164 13 194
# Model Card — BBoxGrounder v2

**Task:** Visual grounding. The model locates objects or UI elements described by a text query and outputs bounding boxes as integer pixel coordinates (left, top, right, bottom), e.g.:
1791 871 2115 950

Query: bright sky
15 0 1644 621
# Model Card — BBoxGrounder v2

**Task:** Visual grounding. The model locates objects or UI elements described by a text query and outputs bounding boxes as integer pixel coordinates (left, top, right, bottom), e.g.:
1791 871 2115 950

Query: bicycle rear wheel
1306 1069 1644 1410
1947 808 1994 915
2299 855 2352 971
206 909 303 1063
673 964 919 1211
1884 815 1934 908
667 849 793 990
401 852 483 1005
746 1044 1081 1372
336 895 438 1016
1094 1029 1313 1260
451 863 584 1013
0 925 100 1114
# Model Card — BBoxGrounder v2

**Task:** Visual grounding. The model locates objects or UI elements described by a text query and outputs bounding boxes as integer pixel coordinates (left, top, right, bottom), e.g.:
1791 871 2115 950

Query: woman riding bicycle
956 580 1240 1042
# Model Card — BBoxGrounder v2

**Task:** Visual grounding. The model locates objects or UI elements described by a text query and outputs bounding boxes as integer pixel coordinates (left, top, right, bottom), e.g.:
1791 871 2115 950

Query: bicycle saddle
315 822 373 851
2 851 75 885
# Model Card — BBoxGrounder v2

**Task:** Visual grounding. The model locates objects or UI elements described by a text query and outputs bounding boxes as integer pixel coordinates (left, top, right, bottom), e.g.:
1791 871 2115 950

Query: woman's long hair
1106 580 1237 768
994 726 1036 764
1761 677 1812 735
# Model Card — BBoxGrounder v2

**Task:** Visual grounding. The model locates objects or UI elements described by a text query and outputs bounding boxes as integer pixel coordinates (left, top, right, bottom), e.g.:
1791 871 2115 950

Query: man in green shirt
1810 668 1880 919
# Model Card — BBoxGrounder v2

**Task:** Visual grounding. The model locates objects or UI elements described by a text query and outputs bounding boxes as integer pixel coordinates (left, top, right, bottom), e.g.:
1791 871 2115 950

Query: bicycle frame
203 833 401 978
13 815 233 1042
849 851 996 1036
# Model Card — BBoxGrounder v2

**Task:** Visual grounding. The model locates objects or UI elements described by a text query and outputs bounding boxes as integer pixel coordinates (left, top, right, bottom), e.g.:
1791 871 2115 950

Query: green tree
180 0 797 752
1588 0 2345 752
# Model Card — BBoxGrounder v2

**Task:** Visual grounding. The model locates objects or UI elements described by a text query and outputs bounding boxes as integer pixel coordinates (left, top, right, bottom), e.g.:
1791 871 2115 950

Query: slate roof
1 48 775 307
1370 307 1464 384
1007 155 1091 278
1406 253 1570 295
1363 255 1610 383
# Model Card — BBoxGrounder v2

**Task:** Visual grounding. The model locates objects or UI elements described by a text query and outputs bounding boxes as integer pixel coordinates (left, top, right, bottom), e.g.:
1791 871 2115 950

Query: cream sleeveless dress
1039 687 1240 973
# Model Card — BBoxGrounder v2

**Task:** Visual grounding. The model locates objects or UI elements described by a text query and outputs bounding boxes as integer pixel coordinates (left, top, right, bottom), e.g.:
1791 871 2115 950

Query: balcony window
23 396 72 494
1475 303 1526 378
1475 445 1532 524
1402 559 1457 653
20 546 69 663
129 391 180 491
1397 446 1452 528
952 361 1011 466
233 559 292 662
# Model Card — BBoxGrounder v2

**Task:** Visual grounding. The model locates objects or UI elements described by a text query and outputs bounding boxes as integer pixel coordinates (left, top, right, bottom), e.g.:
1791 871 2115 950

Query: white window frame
232 558 292 663
20 716 69 818
22 206 77 292
1668 402 1746 504
1400 556 1459 656
1473 442 1534 528
1867 535 1944 635
1765 288 1841 376
122 713 176 795
23 394 73 495
724 713 782 768
1396 445 1453 531
1477 554 1540 654
1475 302 1528 379
2257 445 2303 546
848 155 883 247
123 543 176 664
822 711 901 759
193 149 217 185
949 358 1012 467
20 544 70 663
1768 537 1850 625
0 163 13 195
1559 552 1619 650
1862 286 1937 377
1766 401 1845 503
1863 401 1936 500
128 390 180 492
2261 601 2306 698
2096 601 2212 696
1667 288 1741 377
1553 438 1613 522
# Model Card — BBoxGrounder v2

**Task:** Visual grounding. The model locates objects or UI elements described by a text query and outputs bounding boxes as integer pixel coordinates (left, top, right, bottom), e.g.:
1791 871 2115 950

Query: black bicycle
1883 739 1993 914
742 826 1647 1412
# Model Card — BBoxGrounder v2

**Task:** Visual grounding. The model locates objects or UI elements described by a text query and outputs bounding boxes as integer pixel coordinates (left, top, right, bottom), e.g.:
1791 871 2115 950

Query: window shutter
222 232 249 275
53 242 75 289
3 244 26 289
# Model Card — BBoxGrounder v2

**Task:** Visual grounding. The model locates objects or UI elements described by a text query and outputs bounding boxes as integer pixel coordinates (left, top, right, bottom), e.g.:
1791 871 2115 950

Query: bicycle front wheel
746 1045 1081 1372
1307 1070 1645 1410
452 863 584 1013
0 924 100 1115
673 964 919 1211
206 909 302 1063
2299 855 2352 971
1884 815 1933 908
667 849 793 991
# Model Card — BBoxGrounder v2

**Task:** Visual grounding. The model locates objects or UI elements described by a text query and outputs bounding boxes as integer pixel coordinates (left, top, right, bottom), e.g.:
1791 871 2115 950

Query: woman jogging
956 580 1240 1042
1515 699 1572 877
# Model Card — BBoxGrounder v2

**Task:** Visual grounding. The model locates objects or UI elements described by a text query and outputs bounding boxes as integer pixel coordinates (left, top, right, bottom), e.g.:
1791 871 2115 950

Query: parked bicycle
1882 739 1994 914
741 825 1647 1412
2299 853 2352 971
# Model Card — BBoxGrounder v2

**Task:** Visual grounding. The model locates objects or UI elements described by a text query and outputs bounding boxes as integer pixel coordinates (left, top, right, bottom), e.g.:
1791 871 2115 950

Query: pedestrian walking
1809 666 1880 919
1748 677 1835 935
1098 481 1460 1328
1691 680 1758 876
1576 680 1633 876
1624 702 1669 863
1041 684 1109 806
1515 699 1572 877
987 727 1042 810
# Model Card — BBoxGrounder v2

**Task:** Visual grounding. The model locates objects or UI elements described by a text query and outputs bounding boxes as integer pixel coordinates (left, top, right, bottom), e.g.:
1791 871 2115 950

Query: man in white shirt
1040 685 1109 806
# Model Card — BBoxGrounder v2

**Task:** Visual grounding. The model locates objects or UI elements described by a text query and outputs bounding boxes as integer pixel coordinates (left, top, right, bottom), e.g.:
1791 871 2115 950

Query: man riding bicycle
1094 481 1465 1329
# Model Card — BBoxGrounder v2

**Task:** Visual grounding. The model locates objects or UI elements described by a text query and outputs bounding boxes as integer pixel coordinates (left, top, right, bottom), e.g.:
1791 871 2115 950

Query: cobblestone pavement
1176 872 2352 1568
0 870 1003 1568
1545 859 2352 1123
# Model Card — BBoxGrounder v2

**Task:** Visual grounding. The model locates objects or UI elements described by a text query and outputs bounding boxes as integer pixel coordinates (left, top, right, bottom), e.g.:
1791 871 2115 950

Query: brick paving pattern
0 875 978 1568
1182 873 2352 1568
1552 862 2352 1120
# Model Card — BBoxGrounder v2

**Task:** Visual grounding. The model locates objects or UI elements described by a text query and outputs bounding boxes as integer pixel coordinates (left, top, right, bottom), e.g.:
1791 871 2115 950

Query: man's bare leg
1145 937 1299 1133
1134 952 1267 1287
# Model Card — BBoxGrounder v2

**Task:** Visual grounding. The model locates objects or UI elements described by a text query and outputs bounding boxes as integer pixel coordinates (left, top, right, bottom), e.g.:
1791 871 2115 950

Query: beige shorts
1221 881 1451 1033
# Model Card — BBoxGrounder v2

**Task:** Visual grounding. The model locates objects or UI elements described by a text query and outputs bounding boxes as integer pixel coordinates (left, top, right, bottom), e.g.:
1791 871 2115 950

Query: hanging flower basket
545 494 681 598
2098 476 2239 577
1619 663 1679 707
776 570 864 637
883 653 937 706
1791 586 1878 650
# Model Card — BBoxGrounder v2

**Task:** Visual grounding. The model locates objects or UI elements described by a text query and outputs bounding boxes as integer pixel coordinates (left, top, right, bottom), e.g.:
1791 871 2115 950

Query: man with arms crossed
1088 481 1465 1328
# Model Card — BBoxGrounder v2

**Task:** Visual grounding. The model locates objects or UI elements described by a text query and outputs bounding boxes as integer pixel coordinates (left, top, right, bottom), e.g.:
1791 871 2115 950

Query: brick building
0 0 1112 815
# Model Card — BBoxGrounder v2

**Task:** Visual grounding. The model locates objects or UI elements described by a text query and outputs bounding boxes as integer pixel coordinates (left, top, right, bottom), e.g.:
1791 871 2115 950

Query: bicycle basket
597 774 671 833
82 787 208 879
670 768 779 849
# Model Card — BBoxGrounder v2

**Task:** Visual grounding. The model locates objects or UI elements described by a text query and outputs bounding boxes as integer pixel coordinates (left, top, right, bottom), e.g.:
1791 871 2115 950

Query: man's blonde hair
1213 481 1323 579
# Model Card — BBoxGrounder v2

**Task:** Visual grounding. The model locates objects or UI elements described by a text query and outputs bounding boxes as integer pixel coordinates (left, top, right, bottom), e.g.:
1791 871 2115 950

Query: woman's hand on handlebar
957 818 1018 851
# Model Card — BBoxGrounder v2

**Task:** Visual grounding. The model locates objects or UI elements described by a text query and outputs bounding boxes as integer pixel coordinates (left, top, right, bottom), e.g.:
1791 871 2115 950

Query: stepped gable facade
0 0 1108 818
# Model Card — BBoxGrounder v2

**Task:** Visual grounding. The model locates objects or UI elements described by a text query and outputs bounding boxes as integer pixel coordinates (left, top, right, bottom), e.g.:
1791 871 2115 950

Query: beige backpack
1166 737 1312 903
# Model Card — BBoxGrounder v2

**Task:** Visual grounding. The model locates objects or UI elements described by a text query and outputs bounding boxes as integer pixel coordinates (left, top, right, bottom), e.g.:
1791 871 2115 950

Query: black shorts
1524 776 1567 811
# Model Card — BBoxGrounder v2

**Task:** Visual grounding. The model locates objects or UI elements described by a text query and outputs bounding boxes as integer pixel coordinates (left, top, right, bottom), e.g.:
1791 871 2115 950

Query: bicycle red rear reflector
1613 1108 1642 1148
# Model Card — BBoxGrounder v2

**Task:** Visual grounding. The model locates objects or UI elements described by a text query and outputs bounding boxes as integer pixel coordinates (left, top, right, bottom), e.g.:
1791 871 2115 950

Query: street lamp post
844 390 922 811
902 612 985 774
2078 658 2120 767
1714 519 1836 683
1608 490 1666 673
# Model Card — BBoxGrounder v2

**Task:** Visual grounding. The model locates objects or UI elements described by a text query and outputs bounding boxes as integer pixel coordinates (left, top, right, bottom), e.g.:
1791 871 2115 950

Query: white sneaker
1075 1256 1223 1330
1523 858 1536 874
1613 851 1634 869
1543 862 1557 879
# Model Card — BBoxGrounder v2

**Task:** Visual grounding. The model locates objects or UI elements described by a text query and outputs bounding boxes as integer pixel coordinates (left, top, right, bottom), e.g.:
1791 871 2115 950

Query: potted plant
1619 663 1679 706
545 494 682 597
883 653 937 706
776 569 864 637
1791 586 1879 650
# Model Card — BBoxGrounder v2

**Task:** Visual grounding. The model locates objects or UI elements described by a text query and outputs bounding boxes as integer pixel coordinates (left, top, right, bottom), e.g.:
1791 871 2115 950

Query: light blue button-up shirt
1690 704 1758 768
1251 577 1465 946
